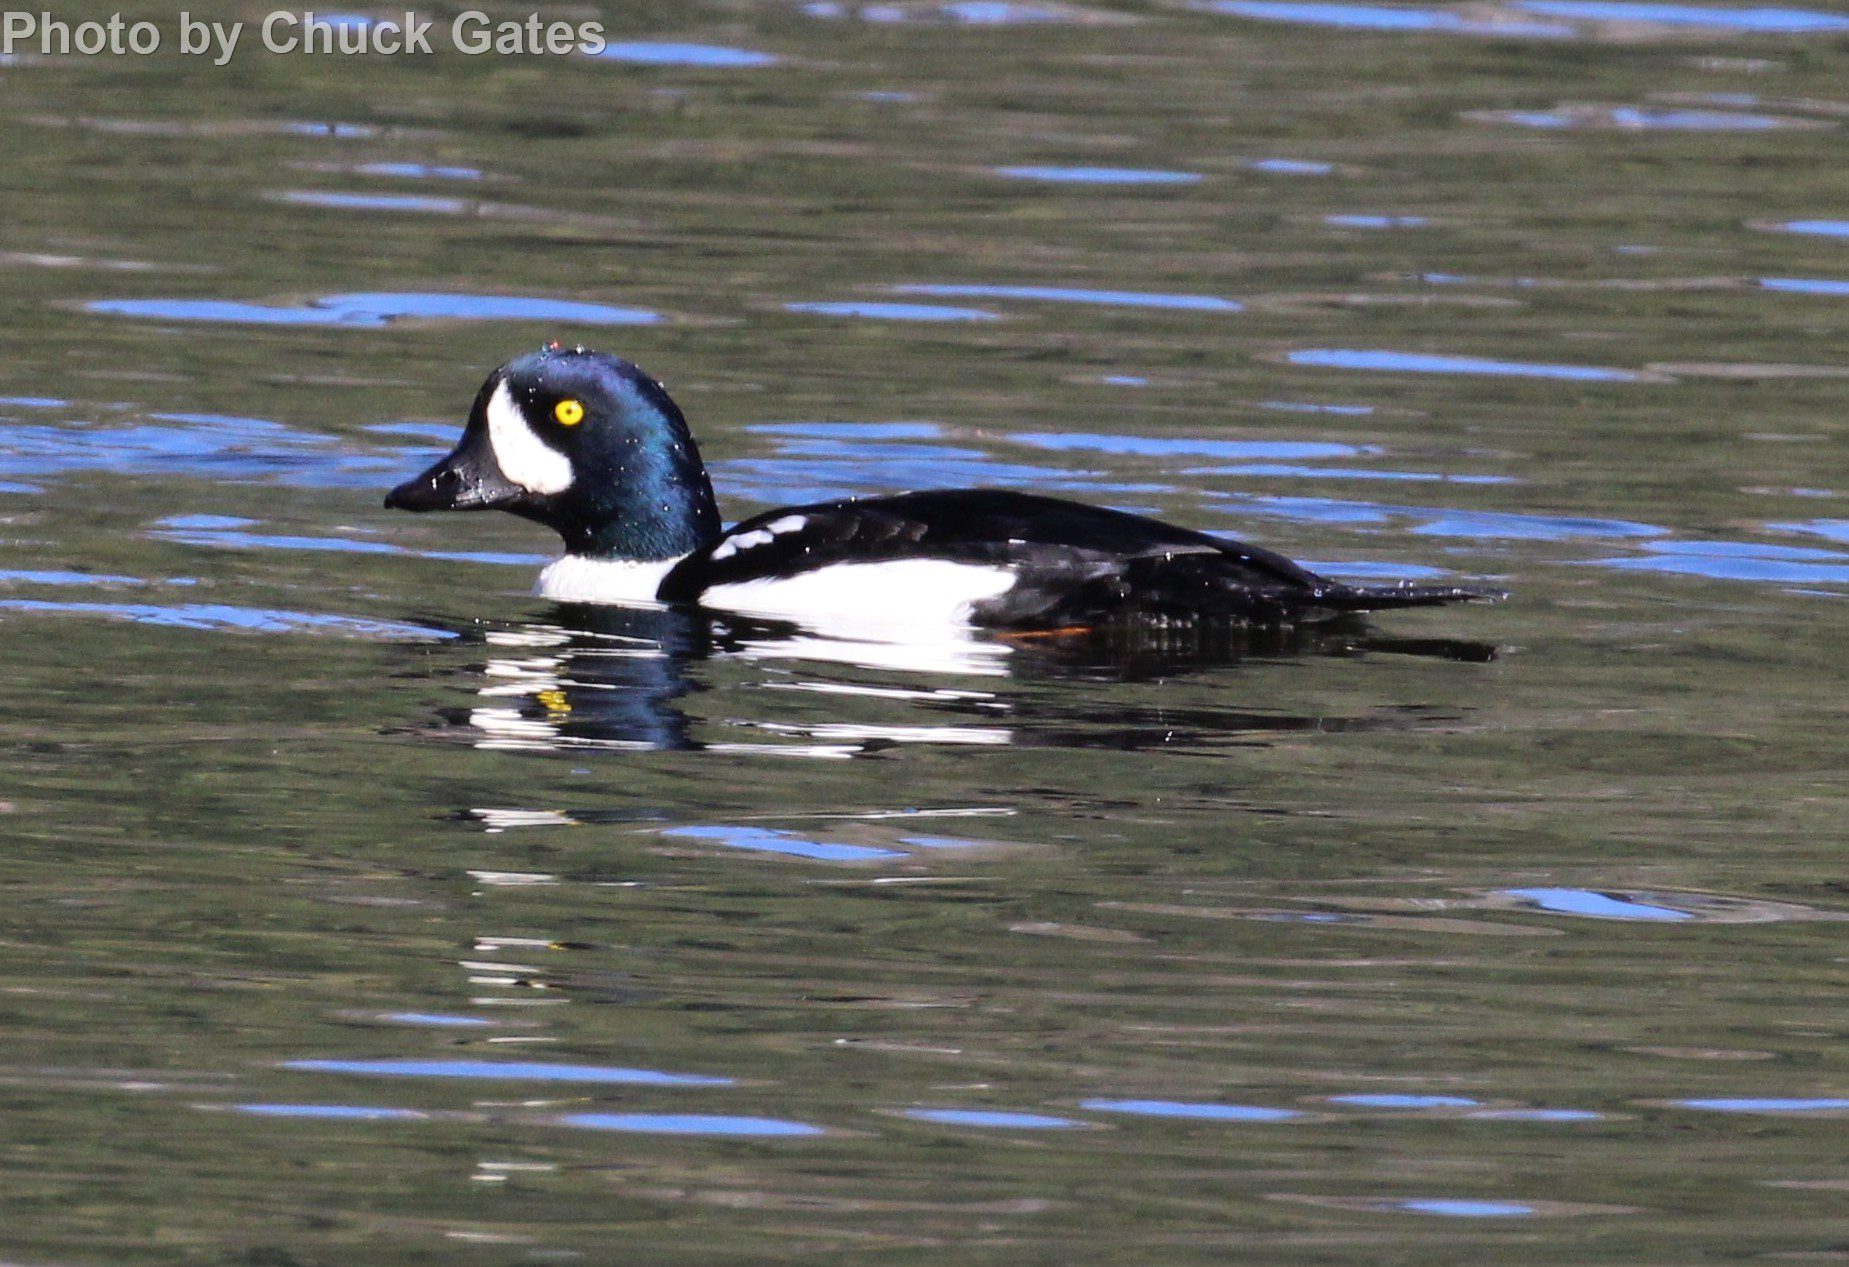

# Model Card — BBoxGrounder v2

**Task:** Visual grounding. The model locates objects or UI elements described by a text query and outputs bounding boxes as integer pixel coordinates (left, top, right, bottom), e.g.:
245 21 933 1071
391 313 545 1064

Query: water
0 3 1844 1262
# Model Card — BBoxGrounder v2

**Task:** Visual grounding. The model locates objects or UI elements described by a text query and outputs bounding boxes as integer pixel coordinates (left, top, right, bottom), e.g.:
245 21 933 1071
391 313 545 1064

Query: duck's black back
657 488 1502 627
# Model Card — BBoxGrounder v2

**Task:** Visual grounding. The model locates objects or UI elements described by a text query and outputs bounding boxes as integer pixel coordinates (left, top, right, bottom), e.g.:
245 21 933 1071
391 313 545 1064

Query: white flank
702 559 1017 634
536 554 684 604
485 380 573 495
532 554 1020 676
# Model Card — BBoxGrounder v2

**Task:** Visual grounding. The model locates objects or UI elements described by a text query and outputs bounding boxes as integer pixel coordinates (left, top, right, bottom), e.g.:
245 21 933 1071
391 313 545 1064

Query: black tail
1319 583 1508 613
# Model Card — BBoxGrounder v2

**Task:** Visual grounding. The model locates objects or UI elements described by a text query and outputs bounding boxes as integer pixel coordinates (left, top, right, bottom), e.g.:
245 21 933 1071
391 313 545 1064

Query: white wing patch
537 554 684 605
701 559 1016 634
709 514 808 562
486 380 573 495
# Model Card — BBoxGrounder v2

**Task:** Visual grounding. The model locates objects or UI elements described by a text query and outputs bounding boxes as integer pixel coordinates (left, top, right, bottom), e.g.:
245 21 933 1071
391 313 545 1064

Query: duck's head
385 345 721 560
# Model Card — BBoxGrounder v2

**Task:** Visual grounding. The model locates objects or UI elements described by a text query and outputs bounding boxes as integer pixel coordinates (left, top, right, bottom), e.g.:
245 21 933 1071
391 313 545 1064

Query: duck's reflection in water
454 604 712 752
429 602 1497 755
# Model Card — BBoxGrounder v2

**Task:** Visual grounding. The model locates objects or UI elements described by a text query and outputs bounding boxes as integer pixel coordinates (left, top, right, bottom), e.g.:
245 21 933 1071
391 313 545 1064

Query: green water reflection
0 1 1843 1261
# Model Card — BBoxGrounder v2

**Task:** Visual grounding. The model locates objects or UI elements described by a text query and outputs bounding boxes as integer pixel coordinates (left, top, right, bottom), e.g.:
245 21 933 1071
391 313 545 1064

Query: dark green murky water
1 2 1845 1261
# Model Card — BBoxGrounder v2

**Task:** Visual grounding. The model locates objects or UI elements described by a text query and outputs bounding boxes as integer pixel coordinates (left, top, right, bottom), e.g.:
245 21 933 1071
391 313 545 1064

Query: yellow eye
554 398 585 427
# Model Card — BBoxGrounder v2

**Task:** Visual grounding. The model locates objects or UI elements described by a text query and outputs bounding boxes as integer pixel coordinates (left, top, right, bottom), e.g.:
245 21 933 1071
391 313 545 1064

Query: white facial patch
709 514 808 562
485 380 573 495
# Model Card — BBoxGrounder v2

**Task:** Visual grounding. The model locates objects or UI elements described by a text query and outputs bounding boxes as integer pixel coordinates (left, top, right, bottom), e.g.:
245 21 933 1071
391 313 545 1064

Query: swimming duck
385 345 1501 632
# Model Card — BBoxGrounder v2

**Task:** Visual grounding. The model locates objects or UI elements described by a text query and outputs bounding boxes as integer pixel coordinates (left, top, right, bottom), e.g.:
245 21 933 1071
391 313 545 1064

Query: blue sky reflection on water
993 165 1204 185
588 42 779 67
1764 220 1849 238
1760 278 1849 296
0 600 453 640
1586 540 1849 584
1504 889 1695 921
1199 1 1574 36
150 516 547 566
235 1104 431 1121
1392 1198 1537 1218
1676 1098 1849 1114
1515 2 1849 33
1287 349 1648 382
1080 1099 1302 1122
559 1113 826 1137
377 1013 496 1029
661 825 908 862
271 190 474 214
2 415 416 489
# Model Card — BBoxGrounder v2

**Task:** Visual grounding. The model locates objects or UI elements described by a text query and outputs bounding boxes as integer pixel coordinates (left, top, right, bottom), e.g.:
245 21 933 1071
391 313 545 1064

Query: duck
384 345 1502 635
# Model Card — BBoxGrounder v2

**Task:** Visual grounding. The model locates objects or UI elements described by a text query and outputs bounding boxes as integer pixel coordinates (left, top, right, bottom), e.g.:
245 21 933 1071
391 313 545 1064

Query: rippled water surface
1 3 1844 1262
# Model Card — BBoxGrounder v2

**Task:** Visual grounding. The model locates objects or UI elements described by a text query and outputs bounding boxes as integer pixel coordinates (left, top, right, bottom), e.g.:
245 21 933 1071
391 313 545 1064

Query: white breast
700 558 1017 635
536 555 683 605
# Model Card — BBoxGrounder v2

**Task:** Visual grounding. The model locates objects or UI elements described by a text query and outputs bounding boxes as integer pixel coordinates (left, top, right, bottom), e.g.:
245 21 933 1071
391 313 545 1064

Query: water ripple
993 166 1203 185
88 292 662 328
152 516 546 566
1015 433 1369 460
377 1013 496 1029
1324 213 1431 227
589 42 779 66
804 0 1133 23
1517 2 1849 33
1479 105 1821 130
0 569 148 586
1199 2 1573 37
1197 463 1512 485
343 161 484 181
3 413 410 489
1391 1199 1537 1218
271 190 472 214
1675 1098 1849 1114
902 1108 1085 1128
1770 519 1848 545
559 1112 824 1136
1588 539 1849 583
893 284 1241 312
1288 348 1650 382
1080 1098 1301 1121
1762 219 1849 238
785 301 999 321
663 824 908 862
1247 158 1335 174
1500 888 1845 923
1505 888 1693 921
286 1058 732 1085
751 421 945 440
235 1104 431 1121
0 600 452 640
1227 494 1666 541
1761 278 1849 295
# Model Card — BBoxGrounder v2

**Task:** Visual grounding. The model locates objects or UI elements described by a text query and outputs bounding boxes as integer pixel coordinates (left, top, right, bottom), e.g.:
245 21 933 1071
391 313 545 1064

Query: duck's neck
568 468 720 561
